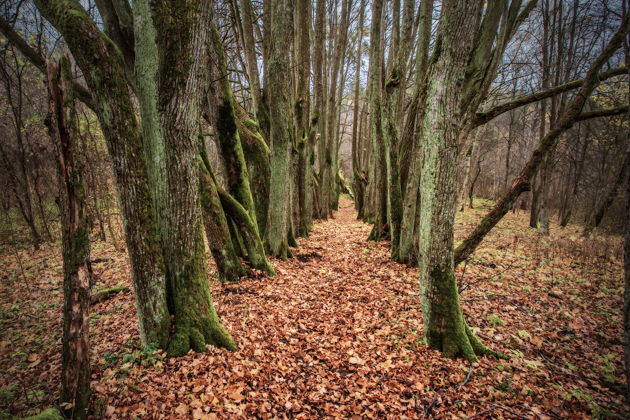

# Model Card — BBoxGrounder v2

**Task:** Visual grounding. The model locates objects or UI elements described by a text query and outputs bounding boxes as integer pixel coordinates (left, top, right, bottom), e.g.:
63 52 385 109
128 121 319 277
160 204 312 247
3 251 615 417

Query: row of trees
0 0 629 417
350 0 628 360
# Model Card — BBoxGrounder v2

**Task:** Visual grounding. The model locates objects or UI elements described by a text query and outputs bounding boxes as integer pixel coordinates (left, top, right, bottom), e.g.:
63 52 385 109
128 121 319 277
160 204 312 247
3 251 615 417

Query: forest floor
0 198 627 419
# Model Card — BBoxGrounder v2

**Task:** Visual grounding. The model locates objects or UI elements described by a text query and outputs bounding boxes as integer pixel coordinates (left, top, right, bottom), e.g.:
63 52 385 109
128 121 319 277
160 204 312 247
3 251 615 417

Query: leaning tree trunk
265 0 294 259
453 15 629 267
45 58 92 420
207 20 262 238
199 143 248 283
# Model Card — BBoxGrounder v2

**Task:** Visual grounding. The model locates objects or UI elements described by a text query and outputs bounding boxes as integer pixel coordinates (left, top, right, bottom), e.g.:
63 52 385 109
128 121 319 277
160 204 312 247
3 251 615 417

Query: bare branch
473 67 627 127
0 15 95 111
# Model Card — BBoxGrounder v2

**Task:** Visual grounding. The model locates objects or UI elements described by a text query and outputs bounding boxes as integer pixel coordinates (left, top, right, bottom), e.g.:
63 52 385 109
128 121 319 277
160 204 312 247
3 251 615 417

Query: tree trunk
199 146 248 283
366 0 387 242
34 0 171 349
351 0 366 218
151 0 236 355
312 0 326 220
238 0 262 115
397 0 434 263
265 0 293 259
295 0 313 236
417 0 491 362
383 0 414 259
45 58 92 420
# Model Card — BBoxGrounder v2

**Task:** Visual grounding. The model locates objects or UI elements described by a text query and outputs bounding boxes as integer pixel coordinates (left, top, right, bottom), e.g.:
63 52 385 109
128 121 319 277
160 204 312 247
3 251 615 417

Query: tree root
465 323 509 360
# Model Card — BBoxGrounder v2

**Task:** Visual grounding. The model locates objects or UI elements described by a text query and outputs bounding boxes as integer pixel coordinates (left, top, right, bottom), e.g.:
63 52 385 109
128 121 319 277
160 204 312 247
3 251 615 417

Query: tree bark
295 0 313 236
238 0 262 115
351 0 367 218
151 0 236 355
384 0 414 260
265 0 294 259
366 0 387 242
417 0 488 362
45 58 92 420
34 0 171 349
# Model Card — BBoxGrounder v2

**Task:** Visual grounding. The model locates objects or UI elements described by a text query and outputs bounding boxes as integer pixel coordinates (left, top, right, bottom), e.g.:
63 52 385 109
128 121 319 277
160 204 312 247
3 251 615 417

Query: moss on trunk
167 225 236 356
218 187 275 274
206 21 260 235
238 118 271 237
199 158 248 283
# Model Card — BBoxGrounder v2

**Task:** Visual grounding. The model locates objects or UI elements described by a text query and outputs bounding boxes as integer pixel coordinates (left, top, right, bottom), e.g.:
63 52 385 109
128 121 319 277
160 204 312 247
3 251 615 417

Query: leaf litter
0 198 626 418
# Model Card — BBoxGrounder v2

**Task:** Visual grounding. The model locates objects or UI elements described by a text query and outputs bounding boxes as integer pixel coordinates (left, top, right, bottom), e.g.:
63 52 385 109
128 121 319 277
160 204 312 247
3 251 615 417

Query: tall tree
265 0 294 258
295 0 314 236
366 0 387 241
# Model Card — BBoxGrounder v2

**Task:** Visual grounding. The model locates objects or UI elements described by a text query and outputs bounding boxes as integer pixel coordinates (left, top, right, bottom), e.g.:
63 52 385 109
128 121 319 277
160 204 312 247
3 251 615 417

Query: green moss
422 266 478 362
167 332 190 357
22 408 64 420
189 328 206 352
243 119 259 131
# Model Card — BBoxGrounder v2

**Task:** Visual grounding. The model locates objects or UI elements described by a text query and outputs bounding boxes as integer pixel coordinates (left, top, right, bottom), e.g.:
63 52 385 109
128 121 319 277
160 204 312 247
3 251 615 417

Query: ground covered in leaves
0 198 627 418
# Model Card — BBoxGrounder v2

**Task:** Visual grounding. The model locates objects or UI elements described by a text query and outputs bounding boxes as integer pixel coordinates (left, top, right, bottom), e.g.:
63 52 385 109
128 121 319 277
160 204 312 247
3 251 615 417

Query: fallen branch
90 286 130 304
90 257 113 264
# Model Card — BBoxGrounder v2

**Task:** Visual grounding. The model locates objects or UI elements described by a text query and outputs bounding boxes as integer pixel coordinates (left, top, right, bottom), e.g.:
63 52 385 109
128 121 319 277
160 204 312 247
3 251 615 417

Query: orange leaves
1 199 627 418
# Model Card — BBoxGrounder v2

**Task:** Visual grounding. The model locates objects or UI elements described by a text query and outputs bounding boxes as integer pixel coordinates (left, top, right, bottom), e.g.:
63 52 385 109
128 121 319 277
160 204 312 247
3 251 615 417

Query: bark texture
34 0 171 349
265 0 293 258
45 58 92 420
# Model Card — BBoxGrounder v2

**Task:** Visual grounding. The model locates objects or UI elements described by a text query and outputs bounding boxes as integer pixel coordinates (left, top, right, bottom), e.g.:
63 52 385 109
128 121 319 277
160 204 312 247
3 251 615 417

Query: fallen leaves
0 199 626 418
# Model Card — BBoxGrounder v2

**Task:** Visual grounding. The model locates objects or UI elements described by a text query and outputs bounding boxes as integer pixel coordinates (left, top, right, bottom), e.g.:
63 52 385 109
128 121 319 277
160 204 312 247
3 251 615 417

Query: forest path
2 199 626 418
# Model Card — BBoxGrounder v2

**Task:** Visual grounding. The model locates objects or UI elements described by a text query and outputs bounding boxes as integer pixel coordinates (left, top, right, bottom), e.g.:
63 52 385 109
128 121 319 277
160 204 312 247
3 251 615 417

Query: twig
454 398 530 419
422 365 474 419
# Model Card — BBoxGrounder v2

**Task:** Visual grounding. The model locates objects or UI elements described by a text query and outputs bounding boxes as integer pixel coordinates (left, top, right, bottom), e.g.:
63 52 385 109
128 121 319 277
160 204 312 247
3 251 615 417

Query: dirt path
1 199 626 418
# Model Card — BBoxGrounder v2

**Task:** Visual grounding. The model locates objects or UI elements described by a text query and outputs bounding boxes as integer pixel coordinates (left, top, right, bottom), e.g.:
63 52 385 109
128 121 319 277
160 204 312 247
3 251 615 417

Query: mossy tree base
422 266 506 362
166 229 236 357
